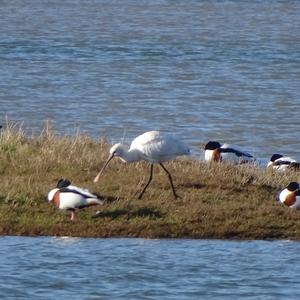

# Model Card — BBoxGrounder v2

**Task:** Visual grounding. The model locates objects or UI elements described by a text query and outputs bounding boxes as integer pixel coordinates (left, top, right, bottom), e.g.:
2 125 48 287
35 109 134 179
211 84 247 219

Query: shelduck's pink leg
70 211 75 221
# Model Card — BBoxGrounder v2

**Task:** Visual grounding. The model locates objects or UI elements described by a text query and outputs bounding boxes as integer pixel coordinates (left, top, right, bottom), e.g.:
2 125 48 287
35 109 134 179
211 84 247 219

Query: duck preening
267 154 300 172
48 179 104 220
204 141 254 164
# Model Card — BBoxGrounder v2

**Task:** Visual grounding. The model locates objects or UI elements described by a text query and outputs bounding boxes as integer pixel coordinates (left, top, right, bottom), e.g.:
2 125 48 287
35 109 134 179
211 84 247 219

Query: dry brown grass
1 121 300 239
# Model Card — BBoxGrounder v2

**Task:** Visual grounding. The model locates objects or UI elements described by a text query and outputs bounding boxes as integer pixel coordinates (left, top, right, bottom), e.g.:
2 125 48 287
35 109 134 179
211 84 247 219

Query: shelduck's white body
204 141 254 164
278 182 300 210
267 154 299 172
48 180 104 220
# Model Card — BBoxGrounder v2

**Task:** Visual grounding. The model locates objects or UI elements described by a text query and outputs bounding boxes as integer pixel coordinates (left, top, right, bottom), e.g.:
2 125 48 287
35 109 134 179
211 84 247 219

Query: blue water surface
0 0 299 161
0 237 300 299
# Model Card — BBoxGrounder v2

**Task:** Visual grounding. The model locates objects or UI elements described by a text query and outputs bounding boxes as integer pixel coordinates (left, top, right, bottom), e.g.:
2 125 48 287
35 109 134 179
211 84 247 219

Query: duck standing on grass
204 141 254 164
48 179 104 220
267 154 300 172
277 182 300 210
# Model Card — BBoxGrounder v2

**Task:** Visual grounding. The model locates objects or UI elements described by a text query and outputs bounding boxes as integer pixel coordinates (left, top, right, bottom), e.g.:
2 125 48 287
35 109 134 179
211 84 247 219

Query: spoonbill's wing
130 131 189 163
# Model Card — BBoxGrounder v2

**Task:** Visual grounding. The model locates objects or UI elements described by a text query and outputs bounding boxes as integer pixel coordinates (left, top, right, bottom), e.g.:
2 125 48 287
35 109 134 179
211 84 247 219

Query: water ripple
1 237 300 299
0 0 299 161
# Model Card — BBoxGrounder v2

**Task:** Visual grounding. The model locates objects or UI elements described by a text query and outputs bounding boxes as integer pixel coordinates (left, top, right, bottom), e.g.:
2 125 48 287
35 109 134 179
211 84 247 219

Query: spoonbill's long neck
119 148 141 163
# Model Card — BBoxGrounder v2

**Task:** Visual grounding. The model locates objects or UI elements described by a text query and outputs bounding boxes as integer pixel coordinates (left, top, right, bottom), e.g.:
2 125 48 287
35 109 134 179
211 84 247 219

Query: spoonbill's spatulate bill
94 131 190 199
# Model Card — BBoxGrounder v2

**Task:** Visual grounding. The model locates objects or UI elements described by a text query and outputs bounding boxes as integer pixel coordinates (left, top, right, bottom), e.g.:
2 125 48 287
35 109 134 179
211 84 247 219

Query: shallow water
1 237 300 299
0 0 299 161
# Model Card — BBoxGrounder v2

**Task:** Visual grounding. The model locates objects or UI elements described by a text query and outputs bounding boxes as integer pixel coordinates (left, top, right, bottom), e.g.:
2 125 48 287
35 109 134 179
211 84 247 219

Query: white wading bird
48 179 104 220
267 154 300 172
204 141 254 164
93 131 190 199
277 182 300 210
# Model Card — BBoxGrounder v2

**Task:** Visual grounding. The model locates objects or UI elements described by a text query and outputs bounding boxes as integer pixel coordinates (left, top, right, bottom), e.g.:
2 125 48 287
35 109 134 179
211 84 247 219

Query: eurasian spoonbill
93 131 190 199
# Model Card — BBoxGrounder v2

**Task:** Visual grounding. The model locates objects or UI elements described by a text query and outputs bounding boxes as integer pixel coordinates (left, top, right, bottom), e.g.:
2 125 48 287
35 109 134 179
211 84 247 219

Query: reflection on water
0 0 299 162
0 237 300 299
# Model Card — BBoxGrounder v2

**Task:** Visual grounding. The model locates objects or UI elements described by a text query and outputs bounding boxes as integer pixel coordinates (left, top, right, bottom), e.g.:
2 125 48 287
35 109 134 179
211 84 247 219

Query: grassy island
0 122 300 239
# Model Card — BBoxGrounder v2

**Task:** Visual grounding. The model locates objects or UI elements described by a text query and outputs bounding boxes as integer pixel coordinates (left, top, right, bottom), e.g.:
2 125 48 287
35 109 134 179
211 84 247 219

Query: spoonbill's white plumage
93 130 190 199
48 179 104 220
267 154 300 172
277 182 300 210
204 141 254 164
